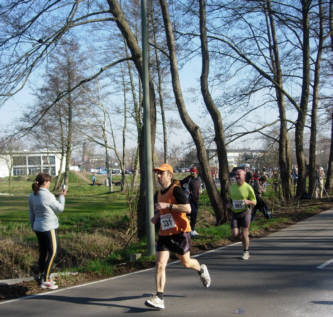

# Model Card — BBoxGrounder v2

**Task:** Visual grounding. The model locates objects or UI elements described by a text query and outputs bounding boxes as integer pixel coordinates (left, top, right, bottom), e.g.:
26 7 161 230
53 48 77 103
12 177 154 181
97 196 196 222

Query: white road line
317 259 333 269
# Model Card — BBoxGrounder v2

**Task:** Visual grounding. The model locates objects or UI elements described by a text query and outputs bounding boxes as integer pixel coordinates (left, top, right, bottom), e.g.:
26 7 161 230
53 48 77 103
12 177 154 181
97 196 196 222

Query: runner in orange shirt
145 163 211 310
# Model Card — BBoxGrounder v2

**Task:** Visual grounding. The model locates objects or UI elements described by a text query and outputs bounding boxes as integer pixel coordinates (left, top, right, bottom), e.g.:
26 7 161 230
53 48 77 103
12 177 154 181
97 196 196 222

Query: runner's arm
244 186 257 206
155 202 191 214
154 186 191 213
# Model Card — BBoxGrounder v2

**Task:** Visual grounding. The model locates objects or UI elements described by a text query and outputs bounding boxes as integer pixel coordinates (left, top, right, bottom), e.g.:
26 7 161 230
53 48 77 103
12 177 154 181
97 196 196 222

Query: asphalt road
1 209 333 317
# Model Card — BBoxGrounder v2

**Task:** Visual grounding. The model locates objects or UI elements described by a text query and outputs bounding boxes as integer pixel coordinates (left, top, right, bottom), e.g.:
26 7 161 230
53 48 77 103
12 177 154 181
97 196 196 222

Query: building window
28 156 41 165
28 167 41 175
13 156 26 166
13 168 26 176
43 156 55 165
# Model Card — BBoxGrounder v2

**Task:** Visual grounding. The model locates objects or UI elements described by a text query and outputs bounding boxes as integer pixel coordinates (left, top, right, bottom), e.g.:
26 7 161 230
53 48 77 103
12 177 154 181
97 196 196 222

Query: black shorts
231 209 251 229
156 232 191 255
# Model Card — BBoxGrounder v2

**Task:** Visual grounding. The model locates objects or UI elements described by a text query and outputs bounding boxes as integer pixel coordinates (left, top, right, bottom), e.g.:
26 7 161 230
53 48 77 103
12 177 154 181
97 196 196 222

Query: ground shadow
0 284 29 300
32 293 185 313
311 300 333 305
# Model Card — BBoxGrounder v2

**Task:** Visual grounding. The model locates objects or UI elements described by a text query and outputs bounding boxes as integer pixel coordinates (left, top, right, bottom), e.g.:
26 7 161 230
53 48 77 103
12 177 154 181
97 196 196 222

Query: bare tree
160 0 225 224
20 39 91 188
151 3 169 163
0 137 23 185
308 0 325 196
107 0 158 237
325 0 333 191
199 0 230 220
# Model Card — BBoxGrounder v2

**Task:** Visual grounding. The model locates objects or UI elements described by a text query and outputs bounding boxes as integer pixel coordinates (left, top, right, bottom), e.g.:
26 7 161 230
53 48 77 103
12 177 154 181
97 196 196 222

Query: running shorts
231 209 251 229
156 232 191 255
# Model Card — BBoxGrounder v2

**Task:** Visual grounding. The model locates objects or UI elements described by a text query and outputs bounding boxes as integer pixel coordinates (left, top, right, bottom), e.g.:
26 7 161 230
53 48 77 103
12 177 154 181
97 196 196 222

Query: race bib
160 213 176 231
233 200 245 210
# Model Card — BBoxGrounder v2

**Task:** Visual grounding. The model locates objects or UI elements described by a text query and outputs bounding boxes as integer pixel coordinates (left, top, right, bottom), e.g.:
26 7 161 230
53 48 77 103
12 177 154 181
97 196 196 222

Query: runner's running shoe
242 251 250 260
145 295 165 310
40 279 58 290
199 264 211 288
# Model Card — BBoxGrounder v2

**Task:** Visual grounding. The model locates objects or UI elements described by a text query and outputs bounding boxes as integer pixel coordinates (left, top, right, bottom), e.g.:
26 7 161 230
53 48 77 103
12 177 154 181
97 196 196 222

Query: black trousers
252 196 269 221
190 201 198 231
35 229 57 281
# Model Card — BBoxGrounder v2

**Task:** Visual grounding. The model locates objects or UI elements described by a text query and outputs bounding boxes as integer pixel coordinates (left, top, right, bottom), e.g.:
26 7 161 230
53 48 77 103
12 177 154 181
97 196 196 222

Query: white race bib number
233 200 245 210
160 213 176 231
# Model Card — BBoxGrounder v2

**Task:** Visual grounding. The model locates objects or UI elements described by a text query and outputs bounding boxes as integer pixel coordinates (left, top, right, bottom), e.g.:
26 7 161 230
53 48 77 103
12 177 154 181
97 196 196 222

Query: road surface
1 209 333 316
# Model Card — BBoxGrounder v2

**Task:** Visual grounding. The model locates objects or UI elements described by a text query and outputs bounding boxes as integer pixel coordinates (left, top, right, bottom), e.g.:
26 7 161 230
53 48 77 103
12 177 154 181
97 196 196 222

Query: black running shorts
156 232 191 255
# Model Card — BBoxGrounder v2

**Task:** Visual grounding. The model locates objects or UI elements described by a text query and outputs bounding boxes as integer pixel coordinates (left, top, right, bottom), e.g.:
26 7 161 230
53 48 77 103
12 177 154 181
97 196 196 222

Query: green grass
195 224 231 243
0 172 326 280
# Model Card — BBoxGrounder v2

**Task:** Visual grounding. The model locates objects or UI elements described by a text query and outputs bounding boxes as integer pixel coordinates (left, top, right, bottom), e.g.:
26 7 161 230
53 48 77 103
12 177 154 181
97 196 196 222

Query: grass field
0 173 331 282
0 173 143 278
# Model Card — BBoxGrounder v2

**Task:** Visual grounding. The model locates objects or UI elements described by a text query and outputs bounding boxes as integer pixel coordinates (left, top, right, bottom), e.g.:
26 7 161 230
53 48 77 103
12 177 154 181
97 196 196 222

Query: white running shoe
242 251 250 260
199 264 211 288
40 279 58 290
191 230 199 237
145 295 165 310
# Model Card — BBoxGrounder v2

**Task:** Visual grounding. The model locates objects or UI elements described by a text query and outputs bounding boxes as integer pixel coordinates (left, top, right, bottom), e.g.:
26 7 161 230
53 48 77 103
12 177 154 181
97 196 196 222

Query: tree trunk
325 112 333 192
102 110 113 192
160 0 224 224
121 65 127 192
53 109 65 191
266 0 292 200
325 0 333 192
152 5 168 163
308 0 324 196
295 1 311 198
125 45 141 192
107 0 156 238
199 0 229 221
63 90 73 187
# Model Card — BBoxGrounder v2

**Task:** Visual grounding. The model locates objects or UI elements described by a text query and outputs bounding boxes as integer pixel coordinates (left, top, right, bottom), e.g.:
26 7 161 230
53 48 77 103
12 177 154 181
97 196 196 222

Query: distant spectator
272 170 280 194
245 168 253 184
229 166 237 184
292 166 298 184
252 176 271 221
92 174 96 186
181 167 200 237
315 167 325 199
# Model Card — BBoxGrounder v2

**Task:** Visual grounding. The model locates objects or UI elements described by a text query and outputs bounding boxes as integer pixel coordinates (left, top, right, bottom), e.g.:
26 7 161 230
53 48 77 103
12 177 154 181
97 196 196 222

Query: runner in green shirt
228 168 256 260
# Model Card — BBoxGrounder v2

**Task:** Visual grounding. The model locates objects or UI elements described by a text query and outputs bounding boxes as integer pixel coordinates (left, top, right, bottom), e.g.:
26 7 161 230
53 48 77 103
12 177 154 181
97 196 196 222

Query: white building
0 150 65 178
207 148 265 169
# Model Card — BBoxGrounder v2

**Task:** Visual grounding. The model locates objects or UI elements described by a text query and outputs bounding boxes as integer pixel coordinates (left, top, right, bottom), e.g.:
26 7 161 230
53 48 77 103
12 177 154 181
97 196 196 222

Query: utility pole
141 0 155 255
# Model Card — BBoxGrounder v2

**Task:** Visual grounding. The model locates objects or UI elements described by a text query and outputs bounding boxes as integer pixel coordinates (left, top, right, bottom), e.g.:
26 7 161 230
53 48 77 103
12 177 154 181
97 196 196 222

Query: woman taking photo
28 173 67 290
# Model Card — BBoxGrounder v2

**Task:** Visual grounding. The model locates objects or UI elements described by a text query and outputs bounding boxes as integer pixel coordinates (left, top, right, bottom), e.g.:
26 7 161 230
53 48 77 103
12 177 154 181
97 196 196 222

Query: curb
0 272 78 286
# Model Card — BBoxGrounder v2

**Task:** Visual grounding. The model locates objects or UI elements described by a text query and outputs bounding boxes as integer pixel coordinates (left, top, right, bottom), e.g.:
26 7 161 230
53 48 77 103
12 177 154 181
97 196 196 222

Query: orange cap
154 163 173 174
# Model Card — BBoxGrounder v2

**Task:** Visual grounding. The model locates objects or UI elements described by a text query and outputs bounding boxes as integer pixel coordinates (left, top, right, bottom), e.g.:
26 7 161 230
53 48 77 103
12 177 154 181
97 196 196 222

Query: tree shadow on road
32 293 185 313
311 301 333 305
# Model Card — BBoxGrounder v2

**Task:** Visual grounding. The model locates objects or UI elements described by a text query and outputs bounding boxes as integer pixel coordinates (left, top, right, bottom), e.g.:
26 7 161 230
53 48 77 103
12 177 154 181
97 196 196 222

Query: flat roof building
0 150 65 178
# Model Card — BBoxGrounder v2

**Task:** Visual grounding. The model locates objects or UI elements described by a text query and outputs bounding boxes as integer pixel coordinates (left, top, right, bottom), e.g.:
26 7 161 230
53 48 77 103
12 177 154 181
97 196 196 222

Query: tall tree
160 0 225 224
308 0 325 196
199 0 230 219
107 0 157 237
21 39 90 188
265 0 292 200
151 4 168 163
325 0 333 191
